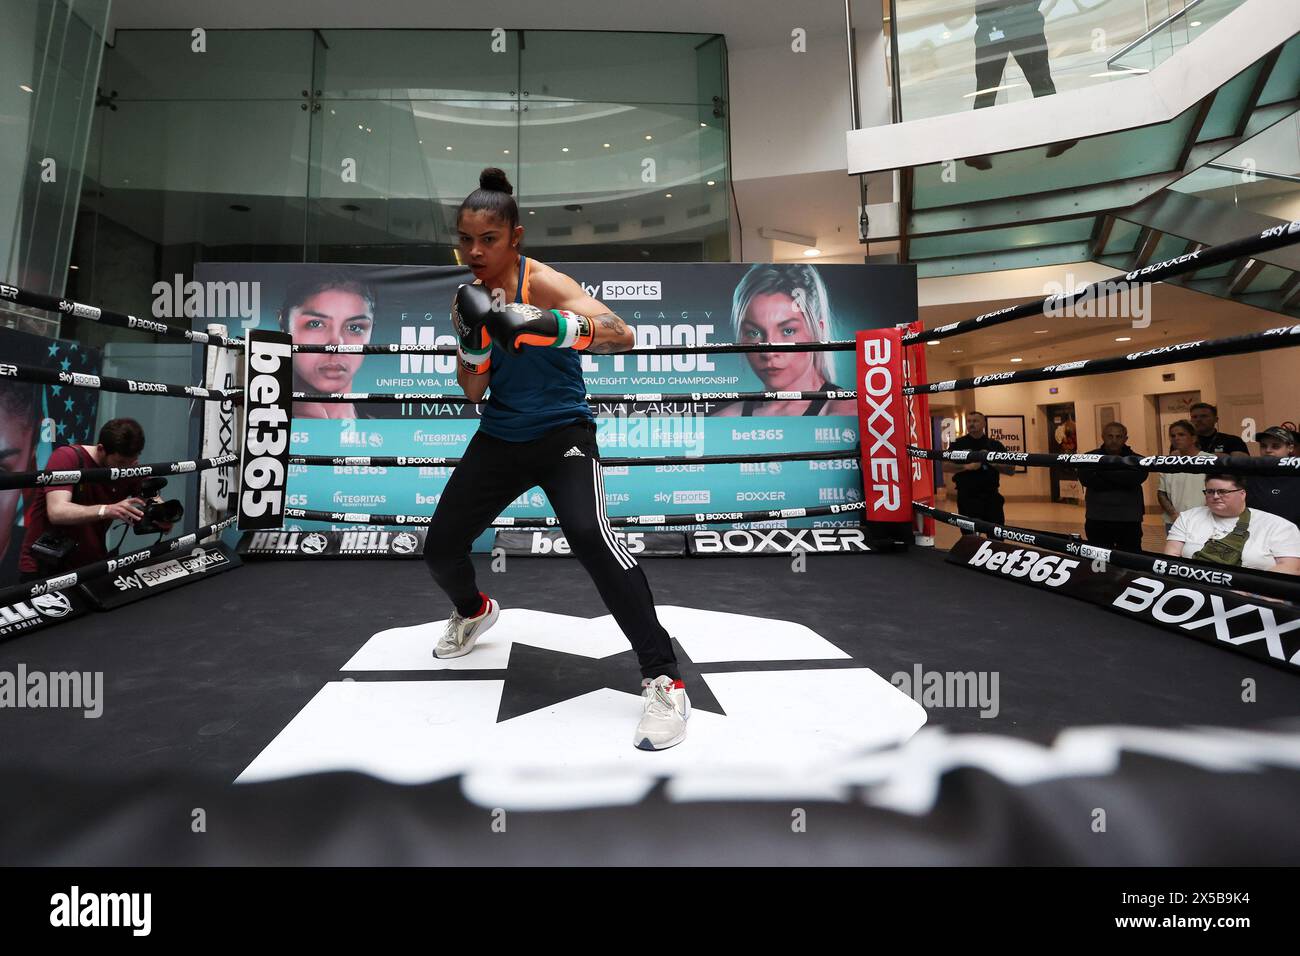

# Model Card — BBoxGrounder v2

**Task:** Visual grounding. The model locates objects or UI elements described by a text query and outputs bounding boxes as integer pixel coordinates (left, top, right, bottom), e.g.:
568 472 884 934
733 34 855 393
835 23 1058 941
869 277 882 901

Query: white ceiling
921 282 1290 377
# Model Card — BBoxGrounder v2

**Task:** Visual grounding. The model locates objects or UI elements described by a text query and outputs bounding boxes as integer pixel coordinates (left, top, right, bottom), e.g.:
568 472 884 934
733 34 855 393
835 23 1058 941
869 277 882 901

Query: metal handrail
1106 0 1210 67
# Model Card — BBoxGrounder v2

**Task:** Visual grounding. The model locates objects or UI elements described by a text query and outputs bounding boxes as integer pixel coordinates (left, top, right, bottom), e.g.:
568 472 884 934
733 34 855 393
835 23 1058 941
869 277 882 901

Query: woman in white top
1164 473 1300 574
1156 419 1217 530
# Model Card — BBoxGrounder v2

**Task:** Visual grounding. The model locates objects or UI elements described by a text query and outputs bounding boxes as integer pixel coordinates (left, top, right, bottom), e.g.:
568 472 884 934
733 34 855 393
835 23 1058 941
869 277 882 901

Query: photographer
17 418 172 582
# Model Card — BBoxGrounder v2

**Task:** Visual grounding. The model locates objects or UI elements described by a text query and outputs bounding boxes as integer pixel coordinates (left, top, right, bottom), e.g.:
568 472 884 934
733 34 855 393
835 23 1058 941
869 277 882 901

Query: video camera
134 477 184 535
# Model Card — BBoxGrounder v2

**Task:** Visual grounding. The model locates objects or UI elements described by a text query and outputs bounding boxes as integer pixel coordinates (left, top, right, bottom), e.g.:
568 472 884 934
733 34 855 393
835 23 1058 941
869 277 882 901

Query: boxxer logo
859 334 902 516
1112 577 1300 664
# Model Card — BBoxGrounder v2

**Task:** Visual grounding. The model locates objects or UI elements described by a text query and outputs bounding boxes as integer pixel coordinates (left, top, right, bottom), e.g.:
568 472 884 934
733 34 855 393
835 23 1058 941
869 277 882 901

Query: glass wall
0 0 110 335
65 28 730 350
889 0 1242 123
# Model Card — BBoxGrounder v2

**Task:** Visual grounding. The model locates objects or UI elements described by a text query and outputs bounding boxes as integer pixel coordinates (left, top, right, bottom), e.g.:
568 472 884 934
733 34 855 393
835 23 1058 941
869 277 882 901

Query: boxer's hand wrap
452 285 492 374
485 303 594 353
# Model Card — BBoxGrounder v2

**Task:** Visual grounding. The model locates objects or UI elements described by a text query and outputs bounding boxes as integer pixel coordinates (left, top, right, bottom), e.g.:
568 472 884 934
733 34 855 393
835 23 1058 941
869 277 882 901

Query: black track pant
423 419 680 682
973 36 1056 109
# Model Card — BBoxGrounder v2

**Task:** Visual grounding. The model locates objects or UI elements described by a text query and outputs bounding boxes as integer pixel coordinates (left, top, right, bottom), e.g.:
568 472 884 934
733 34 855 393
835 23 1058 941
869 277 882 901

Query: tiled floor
929 493 1169 553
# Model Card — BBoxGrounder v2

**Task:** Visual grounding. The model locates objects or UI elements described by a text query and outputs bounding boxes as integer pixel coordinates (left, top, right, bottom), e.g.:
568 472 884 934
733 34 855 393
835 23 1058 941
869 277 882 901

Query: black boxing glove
484 304 594 353
452 284 493 374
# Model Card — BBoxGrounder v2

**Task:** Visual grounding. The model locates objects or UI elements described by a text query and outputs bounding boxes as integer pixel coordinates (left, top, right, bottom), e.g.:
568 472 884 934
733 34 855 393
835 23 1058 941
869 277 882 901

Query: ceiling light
644 134 653 141
1115 336 1132 342
1010 357 1023 363
926 340 939 346
803 248 821 257
700 122 707 127
528 210 535 215
445 146 453 151
665 193 672 198
603 143 611 148
1033 329 1049 334
20 84 33 93
503 149 509 154
69 264 78 270
561 147 569 152
1190 20 1202 26
706 180 716 186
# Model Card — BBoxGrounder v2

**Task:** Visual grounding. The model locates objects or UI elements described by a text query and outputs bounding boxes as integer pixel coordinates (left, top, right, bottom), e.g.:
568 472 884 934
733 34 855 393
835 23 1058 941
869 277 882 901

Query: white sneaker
634 675 690 751
435 596 499 659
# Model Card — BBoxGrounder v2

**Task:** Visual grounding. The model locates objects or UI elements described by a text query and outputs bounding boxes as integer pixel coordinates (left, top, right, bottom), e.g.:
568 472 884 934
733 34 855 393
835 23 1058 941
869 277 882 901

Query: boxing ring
1 223 1299 865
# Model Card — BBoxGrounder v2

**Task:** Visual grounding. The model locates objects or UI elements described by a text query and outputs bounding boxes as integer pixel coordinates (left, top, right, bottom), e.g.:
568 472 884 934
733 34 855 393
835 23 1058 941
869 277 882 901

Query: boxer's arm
457 362 489 403
543 273 634 354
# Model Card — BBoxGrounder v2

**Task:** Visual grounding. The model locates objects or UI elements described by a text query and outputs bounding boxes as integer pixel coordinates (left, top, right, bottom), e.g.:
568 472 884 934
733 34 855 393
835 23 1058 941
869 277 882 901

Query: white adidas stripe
591 458 636 570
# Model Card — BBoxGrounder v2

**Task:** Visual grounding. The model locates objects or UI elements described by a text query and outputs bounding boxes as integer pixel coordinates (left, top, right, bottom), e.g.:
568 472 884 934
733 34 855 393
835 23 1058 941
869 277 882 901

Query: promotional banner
856 328 911 522
200 327 239 527
237 527 427 559
688 526 879 556
0 327 103 587
238 329 294 531
195 262 916 547
82 542 240 609
946 535 1300 674
0 587 90 640
494 529 686 558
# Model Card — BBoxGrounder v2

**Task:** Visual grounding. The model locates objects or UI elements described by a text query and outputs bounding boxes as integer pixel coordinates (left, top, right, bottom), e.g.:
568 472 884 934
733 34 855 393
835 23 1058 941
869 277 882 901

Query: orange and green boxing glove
454 283 594 356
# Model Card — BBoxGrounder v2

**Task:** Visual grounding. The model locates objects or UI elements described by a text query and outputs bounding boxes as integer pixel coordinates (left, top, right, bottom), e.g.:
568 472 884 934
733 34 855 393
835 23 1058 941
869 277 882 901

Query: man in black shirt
943 411 1015 528
1189 402 1248 456
1076 421 1148 553
1246 425 1300 526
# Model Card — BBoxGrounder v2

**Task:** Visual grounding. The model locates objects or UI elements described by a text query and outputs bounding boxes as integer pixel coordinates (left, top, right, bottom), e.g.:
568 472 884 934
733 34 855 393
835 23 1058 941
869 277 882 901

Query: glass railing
891 0 1246 123
1108 0 1248 74
1170 111 1300 235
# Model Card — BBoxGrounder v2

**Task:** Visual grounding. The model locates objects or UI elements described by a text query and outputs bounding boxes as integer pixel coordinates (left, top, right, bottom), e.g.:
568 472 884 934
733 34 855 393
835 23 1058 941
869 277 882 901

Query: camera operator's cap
1258 426 1296 446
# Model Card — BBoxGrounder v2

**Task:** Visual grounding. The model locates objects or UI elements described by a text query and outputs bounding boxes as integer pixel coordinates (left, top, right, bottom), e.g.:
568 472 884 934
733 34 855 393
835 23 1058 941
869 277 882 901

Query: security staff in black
943 411 1014 528
1246 425 1300 526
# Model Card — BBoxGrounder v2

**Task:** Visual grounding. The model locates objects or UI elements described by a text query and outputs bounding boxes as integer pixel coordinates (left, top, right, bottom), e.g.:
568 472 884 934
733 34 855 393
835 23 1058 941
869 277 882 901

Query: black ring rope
901 222 1300 346
283 499 866 530
0 515 239 607
905 322 1300 395
288 447 860 468
0 453 240 492
915 503 1300 604
909 447 1300 475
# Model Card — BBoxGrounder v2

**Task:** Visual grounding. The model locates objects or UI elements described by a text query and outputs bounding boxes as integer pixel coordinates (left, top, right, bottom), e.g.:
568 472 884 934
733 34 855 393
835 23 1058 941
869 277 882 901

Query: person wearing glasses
1163 474 1300 574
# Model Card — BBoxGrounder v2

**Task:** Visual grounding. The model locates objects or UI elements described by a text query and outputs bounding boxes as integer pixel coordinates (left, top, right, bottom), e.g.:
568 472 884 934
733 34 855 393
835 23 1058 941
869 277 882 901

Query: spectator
1156 419 1216 531
1189 402 1248 456
1077 421 1147 552
1165 473 1300 575
942 411 1015 529
1245 426 1300 526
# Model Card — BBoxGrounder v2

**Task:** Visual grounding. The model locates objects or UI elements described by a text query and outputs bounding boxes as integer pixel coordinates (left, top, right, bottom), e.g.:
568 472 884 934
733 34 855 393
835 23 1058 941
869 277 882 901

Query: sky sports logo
580 280 661 301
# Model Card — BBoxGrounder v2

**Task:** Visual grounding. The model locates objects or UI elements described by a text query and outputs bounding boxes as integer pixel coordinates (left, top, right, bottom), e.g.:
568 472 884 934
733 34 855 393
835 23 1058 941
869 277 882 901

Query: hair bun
479 167 514 195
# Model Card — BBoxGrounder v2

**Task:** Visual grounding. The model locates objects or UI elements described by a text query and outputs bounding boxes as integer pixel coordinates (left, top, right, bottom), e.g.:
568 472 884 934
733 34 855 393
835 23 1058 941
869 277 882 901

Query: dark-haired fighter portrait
278 269 377 420
422 167 689 751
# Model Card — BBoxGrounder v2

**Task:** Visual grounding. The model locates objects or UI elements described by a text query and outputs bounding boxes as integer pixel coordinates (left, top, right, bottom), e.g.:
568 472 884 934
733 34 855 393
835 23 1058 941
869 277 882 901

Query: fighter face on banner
713 264 855 418
279 269 376 420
